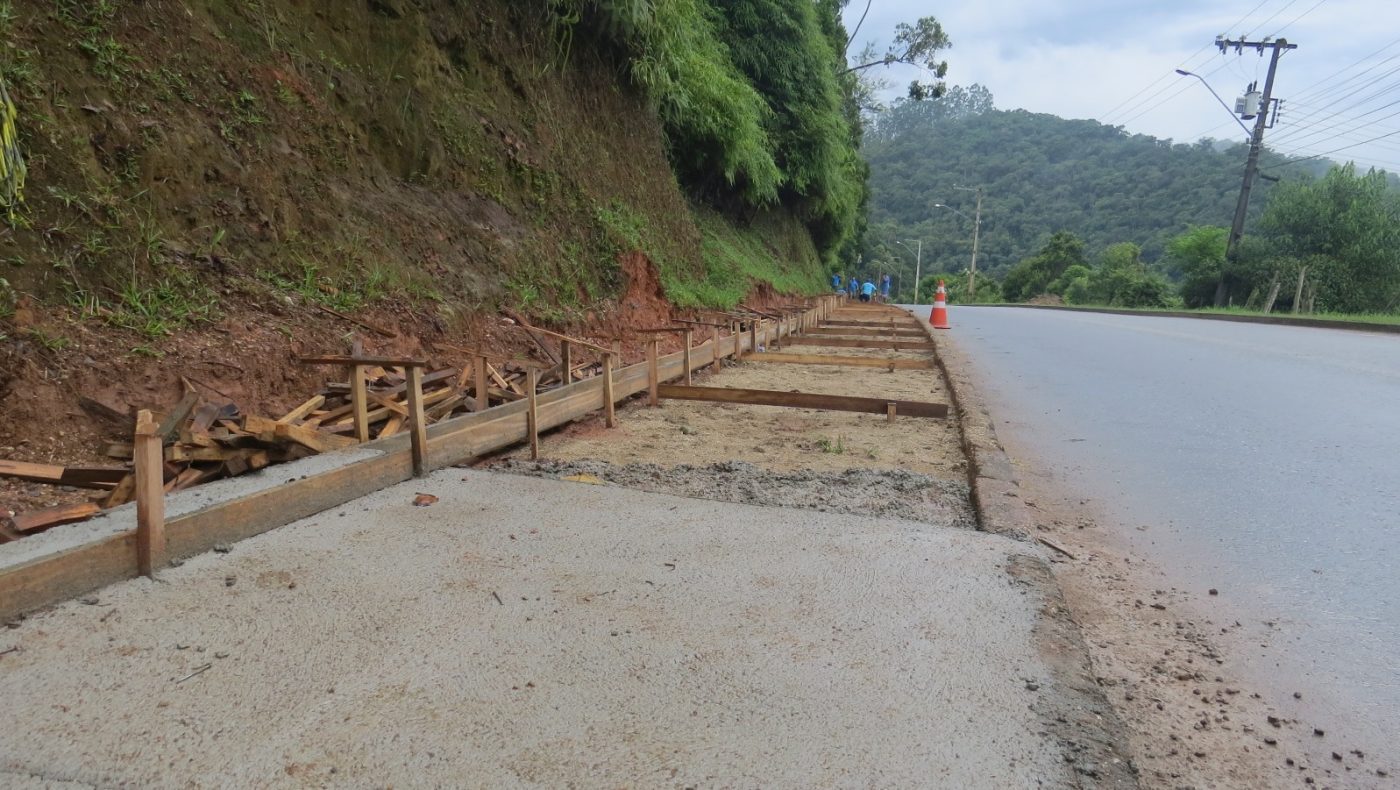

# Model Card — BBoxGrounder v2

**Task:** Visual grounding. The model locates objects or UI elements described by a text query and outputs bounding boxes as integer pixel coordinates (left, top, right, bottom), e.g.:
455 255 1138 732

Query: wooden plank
525 368 539 461
366 391 409 417
559 340 573 386
350 364 371 443
785 336 935 351
277 395 326 424
742 352 934 370
102 474 137 508
656 384 948 419
807 326 926 338
9 502 102 534
244 415 357 452
378 415 405 439
0 460 128 489
155 386 199 442
299 355 428 367
519 325 612 356
134 410 166 577
711 327 722 373
887 402 897 424
406 367 429 477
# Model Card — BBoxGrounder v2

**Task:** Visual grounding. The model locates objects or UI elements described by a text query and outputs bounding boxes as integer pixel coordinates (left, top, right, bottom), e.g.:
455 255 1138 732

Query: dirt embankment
0 1 819 520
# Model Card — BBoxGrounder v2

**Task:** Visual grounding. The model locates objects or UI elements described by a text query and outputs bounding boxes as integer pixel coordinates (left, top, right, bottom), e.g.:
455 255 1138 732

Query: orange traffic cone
929 280 951 329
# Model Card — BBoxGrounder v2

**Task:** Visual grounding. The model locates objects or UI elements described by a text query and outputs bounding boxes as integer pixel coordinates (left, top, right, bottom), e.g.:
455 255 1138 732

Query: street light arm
933 203 971 222
1174 69 1253 139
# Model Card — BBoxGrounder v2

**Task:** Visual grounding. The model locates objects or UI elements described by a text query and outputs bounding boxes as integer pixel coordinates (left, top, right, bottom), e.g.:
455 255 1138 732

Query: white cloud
846 0 1400 169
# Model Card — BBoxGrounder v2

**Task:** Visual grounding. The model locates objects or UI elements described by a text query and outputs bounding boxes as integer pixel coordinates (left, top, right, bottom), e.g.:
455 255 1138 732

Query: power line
1097 0 1278 124
1265 128 1400 170
1266 0 1327 37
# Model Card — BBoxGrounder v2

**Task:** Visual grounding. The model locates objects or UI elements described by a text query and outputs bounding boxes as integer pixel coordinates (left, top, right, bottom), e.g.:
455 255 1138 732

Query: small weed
26 327 70 351
106 273 216 339
274 81 298 106
130 343 163 358
45 185 89 213
816 435 847 455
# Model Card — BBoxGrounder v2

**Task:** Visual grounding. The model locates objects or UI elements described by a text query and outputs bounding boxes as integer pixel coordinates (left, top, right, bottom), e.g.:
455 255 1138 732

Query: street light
1174 69 1253 139
933 203 969 221
895 239 922 303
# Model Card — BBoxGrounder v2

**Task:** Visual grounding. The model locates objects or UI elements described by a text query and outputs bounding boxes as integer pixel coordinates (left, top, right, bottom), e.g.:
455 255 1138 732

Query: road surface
942 306 1400 755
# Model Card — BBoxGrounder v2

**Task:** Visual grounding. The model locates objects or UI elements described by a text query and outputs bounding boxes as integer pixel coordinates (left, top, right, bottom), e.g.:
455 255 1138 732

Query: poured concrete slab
1 469 1076 788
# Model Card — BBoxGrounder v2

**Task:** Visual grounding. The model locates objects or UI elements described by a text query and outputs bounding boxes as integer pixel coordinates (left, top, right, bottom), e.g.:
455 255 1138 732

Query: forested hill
862 91 1316 276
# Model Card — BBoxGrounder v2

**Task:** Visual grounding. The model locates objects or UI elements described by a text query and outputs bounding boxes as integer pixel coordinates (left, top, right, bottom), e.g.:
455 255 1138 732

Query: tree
1165 226 1228 308
1001 231 1086 301
842 11 950 101
1257 164 1400 313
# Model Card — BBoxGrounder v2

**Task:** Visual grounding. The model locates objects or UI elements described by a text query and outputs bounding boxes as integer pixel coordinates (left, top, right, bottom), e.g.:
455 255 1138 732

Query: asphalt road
941 306 1400 752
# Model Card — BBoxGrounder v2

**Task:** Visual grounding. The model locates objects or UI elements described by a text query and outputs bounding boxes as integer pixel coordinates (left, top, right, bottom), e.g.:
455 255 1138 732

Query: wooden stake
526 367 540 460
733 322 741 359
559 340 573 386
749 321 758 357
711 326 722 373
647 339 660 407
350 364 370 443
682 329 693 386
406 366 429 477
473 356 489 412
887 402 897 424
603 353 616 428
134 410 166 578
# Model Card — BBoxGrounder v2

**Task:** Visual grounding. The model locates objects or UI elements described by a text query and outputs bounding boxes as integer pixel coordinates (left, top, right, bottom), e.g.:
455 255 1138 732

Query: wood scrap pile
0 355 610 542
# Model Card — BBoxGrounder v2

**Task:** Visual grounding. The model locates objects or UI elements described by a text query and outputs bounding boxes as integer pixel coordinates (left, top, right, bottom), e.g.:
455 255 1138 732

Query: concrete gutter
991 303 1400 335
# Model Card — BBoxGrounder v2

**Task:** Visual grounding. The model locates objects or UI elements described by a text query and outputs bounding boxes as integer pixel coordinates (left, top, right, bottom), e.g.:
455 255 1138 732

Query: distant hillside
860 90 1329 278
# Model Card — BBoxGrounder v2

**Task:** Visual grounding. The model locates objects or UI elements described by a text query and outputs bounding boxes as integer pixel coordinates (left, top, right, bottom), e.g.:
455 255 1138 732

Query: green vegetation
548 0 943 266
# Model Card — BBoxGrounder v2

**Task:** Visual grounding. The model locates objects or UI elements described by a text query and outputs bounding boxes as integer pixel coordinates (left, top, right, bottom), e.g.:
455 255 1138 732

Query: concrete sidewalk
2 469 1083 788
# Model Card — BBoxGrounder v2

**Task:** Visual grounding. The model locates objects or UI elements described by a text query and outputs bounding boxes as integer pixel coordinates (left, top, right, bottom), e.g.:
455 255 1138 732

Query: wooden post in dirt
350 364 370 443
711 326 722 373
133 409 166 578
682 329 693 386
647 339 660 407
526 367 540 460
749 320 759 357
886 402 897 424
732 322 741 359
559 340 573 386
602 353 616 429
473 355 489 412
406 366 429 477
773 316 782 350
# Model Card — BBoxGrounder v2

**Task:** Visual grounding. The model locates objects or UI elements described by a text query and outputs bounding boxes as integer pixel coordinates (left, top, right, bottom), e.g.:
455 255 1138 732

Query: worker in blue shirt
848 278 859 297
880 274 891 301
832 272 843 292
860 279 876 303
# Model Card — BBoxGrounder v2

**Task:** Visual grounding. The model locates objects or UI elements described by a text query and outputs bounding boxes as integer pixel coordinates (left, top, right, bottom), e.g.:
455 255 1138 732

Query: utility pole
1218 36 1296 307
897 239 923 303
955 186 984 301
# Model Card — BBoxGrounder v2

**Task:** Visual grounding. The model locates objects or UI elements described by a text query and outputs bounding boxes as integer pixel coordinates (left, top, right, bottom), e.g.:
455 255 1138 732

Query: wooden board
785 336 935 351
806 326 927 338
9 503 103 534
0 461 129 489
656 384 948 419
742 353 934 370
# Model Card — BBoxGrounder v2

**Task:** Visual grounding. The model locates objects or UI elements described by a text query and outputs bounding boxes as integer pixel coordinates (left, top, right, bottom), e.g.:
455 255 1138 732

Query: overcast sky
844 0 1400 173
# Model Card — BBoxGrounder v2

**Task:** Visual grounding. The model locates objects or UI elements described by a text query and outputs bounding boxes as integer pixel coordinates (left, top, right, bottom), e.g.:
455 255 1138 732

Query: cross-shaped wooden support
133 409 166 578
300 355 431 477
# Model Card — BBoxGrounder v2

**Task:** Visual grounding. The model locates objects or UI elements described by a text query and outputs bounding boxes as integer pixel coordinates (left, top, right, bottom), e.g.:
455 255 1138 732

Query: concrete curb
990 303 1400 335
913 308 1143 788
915 316 1034 540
